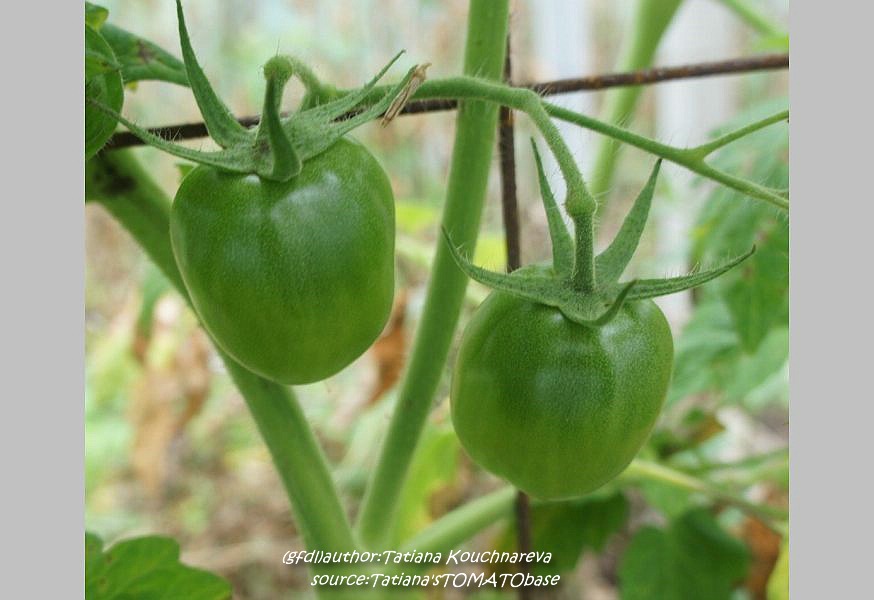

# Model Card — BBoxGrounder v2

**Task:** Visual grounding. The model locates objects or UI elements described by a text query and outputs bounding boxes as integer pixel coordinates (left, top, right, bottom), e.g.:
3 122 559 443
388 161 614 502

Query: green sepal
624 246 756 300
443 229 630 327
91 8 417 183
175 0 247 147
596 160 661 284
283 53 417 162
530 139 574 276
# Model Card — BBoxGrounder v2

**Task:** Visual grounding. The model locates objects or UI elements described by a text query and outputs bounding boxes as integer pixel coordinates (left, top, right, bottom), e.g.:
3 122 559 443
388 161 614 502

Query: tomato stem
355 0 511 550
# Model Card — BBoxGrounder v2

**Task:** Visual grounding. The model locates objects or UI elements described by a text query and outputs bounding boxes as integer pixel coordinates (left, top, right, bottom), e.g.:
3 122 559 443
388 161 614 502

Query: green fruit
170 137 395 384
451 289 673 499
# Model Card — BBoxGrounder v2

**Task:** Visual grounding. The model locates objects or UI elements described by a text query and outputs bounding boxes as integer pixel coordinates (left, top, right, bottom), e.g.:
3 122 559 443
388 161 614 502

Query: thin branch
497 37 533 600
106 53 788 150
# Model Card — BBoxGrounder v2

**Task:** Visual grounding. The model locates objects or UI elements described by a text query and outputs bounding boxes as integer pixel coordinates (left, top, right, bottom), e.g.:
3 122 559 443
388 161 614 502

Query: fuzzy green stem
687 109 788 158
359 77 789 210
419 76 598 290
355 0 510 550
256 56 301 180
400 487 516 554
622 459 788 531
85 151 357 561
589 0 684 201
544 102 789 210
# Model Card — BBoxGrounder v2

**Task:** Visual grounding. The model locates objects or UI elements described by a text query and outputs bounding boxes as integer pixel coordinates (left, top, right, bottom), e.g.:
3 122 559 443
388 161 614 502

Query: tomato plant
84 1 789 598
171 138 395 384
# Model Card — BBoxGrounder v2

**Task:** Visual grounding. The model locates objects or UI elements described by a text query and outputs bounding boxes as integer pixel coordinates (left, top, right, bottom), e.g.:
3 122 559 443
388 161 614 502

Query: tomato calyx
86 0 421 183
446 141 755 327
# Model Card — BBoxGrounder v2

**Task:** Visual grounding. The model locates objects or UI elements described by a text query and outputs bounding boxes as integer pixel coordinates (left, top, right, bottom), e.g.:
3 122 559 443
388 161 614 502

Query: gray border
4 1 83 596
791 1 869 598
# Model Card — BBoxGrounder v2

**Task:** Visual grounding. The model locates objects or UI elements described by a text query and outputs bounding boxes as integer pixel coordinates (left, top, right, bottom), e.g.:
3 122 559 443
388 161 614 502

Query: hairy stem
687 108 788 158
355 0 511 549
85 151 358 562
400 487 516 554
622 459 788 531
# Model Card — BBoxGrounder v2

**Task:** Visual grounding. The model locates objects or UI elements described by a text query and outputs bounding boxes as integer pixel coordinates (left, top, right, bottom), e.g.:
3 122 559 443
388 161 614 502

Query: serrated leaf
723 224 788 351
619 509 749 600
85 532 231 600
494 492 629 575
99 24 189 86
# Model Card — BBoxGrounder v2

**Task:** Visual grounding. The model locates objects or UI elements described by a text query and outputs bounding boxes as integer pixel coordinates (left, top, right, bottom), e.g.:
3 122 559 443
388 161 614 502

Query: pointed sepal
176 0 247 147
596 160 661 284
625 246 756 300
444 229 634 328
85 97 258 171
592 280 637 326
531 139 574 276
286 56 418 162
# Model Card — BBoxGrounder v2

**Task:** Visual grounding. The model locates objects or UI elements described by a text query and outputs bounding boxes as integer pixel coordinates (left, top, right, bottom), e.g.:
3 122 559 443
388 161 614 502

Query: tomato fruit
170 137 395 384
450 282 673 499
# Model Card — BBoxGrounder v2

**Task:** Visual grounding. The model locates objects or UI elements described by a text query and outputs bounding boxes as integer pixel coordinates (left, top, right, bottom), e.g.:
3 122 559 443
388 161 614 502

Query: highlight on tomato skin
450 292 674 500
169 137 397 385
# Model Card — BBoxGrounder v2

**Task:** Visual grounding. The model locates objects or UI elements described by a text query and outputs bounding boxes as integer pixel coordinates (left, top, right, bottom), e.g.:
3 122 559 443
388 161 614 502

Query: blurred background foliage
86 0 788 598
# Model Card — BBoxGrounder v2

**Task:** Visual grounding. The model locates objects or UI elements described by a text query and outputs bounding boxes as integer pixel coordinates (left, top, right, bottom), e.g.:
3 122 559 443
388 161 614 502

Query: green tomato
170 137 395 384
451 284 674 499
85 24 123 159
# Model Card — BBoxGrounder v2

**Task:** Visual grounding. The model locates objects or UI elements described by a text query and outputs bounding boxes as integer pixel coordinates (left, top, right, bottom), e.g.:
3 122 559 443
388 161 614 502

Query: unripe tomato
450 285 673 499
170 137 395 384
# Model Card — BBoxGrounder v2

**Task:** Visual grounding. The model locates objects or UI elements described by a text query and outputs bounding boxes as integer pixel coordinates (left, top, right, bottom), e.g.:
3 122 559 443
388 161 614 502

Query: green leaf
529 492 629 574
722 223 788 351
692 99 789 352
85 2 108 29
85 24 123 159
667 298 739 404
724 327 788 407
390 424 460 546
493 492 629 576
766 537 789 600
99 24 189 86
619 509 749 600
85 532 231 600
